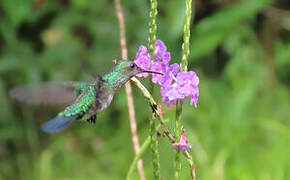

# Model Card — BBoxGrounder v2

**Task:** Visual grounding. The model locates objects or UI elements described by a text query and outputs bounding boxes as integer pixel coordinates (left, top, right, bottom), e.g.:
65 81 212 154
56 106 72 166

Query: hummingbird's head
114 60 163 77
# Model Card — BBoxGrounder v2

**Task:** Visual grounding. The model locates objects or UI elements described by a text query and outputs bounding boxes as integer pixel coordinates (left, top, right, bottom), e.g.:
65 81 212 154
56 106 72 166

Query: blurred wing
41 115 77 133
9 82 88 105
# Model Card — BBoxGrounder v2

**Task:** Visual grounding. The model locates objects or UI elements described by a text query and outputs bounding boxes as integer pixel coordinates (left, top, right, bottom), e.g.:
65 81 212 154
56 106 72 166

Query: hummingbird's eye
130 63 135 68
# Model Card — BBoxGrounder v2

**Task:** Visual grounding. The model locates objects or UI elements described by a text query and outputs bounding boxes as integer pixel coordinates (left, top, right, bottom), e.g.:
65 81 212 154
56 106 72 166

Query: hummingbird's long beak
142 70 163 75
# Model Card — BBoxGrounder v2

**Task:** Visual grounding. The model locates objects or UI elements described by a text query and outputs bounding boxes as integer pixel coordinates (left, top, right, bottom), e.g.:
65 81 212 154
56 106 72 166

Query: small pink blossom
173 127 192 151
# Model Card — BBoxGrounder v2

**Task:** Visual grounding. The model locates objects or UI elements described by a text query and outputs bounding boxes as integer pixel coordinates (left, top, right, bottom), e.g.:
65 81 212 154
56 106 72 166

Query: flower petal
134 45 152 77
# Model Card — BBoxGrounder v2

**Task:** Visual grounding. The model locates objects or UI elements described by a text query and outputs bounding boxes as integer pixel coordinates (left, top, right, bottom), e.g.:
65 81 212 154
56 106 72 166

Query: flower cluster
134 40 199 107
172 127 192 151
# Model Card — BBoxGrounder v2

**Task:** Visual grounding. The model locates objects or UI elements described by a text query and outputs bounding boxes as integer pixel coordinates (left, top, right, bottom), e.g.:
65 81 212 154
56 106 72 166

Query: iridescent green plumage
63 85 96 117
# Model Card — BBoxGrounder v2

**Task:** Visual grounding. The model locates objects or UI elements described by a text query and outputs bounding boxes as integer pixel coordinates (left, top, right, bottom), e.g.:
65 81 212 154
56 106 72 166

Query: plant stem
126 137 151 180
114 0 145 179
148 0 158 95
150 118 160 180
175 0 194 179
180 0 193 71
149 0 158 58
127 77 195 180
148 0 160 179
174 101 183 179
131 78 175 142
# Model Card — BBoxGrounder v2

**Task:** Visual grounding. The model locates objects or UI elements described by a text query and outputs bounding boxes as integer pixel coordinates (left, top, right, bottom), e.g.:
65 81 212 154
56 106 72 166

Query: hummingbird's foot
87 115 96 124
78 111 85 119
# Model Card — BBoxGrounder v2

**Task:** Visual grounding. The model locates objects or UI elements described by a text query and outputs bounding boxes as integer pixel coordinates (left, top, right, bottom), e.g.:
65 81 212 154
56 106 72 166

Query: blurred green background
0 0 289 179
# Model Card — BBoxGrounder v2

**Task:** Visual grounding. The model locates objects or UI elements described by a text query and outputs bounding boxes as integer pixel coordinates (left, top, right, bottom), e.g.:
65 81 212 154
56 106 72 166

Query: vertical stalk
148 0 160 179
175 0 193 179
180 0 193 71
174 101 182 179
148 0 158 94
114 0 145 180
149 0 158 58
150 117 160 180
126 77 195 179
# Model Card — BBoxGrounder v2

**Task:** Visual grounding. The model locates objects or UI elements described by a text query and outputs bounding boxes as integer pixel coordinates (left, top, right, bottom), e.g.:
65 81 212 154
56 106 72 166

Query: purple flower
134 39 199 108
134 45 152 77
161 84 179 107
173 127 192 151
150 40 172 84
151 60 168 84
168 63 180 75
151 62 179 85
154 40 171 63
176 71 199 107
160 71 199 107
161 71 174 87
173 142 192 152
134 40 171 79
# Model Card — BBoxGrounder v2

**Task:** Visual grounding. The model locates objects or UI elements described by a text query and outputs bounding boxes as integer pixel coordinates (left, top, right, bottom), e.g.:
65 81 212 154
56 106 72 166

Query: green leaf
2 0 31 27
190 0 272 61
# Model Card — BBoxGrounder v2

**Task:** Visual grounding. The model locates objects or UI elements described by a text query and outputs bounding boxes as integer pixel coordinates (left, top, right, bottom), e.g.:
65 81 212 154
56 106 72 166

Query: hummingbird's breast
91 70 129 114
93 84 115 113
96 92 114 113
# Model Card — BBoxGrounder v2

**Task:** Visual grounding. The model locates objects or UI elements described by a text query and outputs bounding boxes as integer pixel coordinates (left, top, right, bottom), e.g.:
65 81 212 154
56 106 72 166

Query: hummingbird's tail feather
41 115 77 133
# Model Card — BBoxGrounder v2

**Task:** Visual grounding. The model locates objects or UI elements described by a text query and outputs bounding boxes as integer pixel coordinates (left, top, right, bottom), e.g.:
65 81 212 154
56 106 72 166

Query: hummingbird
10 60 162 133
